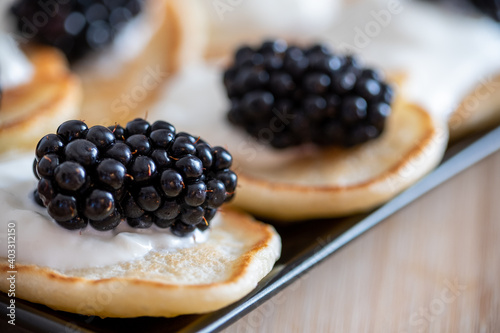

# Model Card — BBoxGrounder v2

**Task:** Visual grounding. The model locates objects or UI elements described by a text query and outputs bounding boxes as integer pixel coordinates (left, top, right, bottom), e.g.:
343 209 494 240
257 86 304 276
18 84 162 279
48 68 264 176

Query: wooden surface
222 149 500 333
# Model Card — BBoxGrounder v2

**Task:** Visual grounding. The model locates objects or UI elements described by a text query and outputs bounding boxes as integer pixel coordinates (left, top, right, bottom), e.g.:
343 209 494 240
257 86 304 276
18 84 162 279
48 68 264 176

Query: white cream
204 0 340 46
320 0 500 120
0 154 210 271
0 0 34 89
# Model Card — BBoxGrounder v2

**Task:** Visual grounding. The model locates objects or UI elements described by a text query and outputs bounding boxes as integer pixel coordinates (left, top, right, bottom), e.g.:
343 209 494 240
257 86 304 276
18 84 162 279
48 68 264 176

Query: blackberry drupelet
11 0 144 62
224 40 394 148
34 118 237 235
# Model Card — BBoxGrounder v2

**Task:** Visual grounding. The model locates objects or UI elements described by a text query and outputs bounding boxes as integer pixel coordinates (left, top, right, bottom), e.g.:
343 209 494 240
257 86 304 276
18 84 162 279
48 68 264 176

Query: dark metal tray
2 125 500 333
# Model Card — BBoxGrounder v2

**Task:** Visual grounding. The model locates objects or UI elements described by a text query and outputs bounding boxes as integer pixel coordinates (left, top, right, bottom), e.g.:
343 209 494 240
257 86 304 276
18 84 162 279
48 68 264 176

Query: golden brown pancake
0 208 280 318
230 99 448 221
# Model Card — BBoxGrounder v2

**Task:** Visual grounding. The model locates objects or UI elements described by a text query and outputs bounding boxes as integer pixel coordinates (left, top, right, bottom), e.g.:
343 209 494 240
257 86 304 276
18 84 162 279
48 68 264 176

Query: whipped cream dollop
0 154 209 271
0 0 34 89
321 0 500 120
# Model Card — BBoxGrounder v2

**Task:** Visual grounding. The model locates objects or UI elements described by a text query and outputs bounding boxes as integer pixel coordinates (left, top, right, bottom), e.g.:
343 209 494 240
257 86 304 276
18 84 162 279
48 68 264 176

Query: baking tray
2 124 500 333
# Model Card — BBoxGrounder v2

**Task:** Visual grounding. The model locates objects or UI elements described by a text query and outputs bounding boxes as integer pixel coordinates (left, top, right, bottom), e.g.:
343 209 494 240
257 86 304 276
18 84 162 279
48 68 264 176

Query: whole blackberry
223 40 394 148
11 0 144 62
34 118 237 236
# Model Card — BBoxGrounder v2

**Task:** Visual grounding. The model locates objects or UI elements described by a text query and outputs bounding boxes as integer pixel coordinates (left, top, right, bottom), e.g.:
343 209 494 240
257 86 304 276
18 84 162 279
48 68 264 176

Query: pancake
231 100 447 220
149 64 448 221
0 208 280 317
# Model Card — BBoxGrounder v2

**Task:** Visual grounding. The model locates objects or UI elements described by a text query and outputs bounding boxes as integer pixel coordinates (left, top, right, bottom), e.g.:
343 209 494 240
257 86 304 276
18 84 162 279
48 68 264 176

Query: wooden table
222 149 500 332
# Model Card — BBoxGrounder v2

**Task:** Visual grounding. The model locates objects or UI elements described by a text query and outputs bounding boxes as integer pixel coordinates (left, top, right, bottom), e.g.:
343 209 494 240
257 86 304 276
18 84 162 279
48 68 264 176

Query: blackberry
11 0 144 63
224 40 394 148
33 118 237 236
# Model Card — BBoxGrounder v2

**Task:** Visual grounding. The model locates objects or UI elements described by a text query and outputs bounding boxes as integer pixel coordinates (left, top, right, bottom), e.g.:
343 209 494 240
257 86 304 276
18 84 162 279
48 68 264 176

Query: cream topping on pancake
321 0 500 120
203 0 339 41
